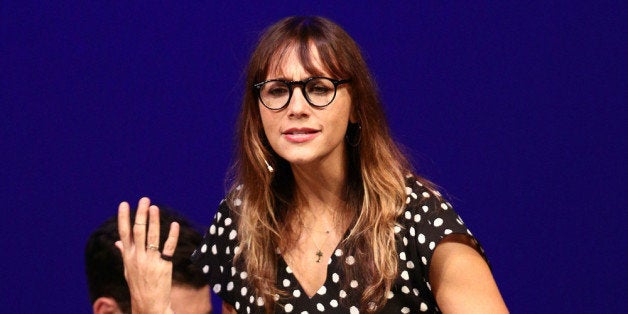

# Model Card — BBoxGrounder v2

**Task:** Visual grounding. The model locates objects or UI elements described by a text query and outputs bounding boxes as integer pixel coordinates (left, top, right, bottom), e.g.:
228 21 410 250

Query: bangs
263 38 348 81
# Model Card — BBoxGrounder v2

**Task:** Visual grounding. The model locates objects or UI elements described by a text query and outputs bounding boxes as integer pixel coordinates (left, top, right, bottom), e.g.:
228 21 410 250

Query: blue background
2 1 625 313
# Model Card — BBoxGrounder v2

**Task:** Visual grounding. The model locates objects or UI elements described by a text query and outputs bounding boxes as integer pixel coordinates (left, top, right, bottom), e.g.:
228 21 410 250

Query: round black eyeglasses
253 77 351 110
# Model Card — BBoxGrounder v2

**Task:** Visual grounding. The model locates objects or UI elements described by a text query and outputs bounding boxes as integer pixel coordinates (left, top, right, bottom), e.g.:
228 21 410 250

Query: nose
286 85 310 118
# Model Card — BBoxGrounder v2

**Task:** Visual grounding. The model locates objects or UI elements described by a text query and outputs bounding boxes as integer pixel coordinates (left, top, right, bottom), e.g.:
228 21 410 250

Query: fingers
133 197 151 251
118 201 132 250
146 205 161 253
161 222 180 258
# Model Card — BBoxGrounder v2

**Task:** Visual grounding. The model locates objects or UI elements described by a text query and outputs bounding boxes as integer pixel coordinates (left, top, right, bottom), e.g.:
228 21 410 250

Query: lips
282 127 320 143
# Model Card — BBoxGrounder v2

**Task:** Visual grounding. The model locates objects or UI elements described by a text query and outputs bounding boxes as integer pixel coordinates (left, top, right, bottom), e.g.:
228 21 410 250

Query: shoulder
401 175 454 220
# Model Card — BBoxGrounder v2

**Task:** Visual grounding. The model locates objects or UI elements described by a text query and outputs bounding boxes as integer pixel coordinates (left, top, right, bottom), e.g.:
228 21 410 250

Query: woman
116 16 508 313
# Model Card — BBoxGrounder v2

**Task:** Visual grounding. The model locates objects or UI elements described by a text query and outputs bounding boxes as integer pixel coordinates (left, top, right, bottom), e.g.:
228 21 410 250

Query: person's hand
115 197 179 314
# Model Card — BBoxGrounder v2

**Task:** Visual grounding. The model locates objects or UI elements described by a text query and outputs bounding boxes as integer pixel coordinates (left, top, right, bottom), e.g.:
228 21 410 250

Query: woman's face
259 45 353 169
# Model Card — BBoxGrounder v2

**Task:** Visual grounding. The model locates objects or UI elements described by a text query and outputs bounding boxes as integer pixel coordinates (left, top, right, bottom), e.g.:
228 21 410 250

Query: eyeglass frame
253 76 351 110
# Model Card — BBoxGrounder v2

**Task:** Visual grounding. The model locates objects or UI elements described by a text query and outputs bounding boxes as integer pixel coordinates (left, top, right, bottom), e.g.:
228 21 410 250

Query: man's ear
93 297 122 314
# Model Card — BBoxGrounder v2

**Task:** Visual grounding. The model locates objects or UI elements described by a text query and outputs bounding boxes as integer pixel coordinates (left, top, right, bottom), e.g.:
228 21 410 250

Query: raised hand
115 197 179 314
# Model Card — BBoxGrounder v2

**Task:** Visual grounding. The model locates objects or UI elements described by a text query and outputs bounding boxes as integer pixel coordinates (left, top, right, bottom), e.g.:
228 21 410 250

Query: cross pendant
315 250 323 263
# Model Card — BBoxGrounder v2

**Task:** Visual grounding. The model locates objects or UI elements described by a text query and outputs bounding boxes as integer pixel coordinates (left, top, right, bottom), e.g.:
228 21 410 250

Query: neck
290 148 349 211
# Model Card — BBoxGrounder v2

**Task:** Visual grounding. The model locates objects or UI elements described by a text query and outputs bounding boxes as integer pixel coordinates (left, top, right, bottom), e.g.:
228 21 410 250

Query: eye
262 82 289 98
307 79 334 95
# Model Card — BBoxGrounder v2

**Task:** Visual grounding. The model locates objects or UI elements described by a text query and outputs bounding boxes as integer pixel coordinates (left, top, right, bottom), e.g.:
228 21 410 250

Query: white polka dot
350 306 359 314
404 211 411 219
457 217 464 225
407 261 415 269
219 266 224 273
200 244 207 253
229 229 237 240
234 198 242 206
440 203 448 210
394 225 401 233
401 270 409 280
283 279 290 287
246 307 250 314
284 303 293 312
233 246 240 254
330 299 338 307
422 205 429 213
286 265 293 273
444 229 452 235
339 290 347 298
416 181 423 186
400 252 407 260
218 227 224 235
386 290 394 299
401 307 410 313
332 273 339 283
257 297 264 306
317 286 327 295
202 265 209 273
241 287 247 296
405 186 412 194
350 280 358 288
316 303 325 311
403 237 408 246
226 246 231 254
413 288 419 296
411 192 417 199
368 302 377 311
209 225 216 235
240 271 248 279
213 284 221 293
230 267 236 276
235 301 240 310
422 256 427 265
406 197 411 204
429 242 436 250
418 233 425 244
301 311 308 314
434 218 443 227
227 281 234 291
215 212 222 221
211 245 217 255
249 295 254 304
420 302 428 312
273 294 280 301
401 286 410 294
293 289 301 297
224 217 232 226
414 214 421 222
409 227 415 237
346 255 355 265
422 191 430 198
426 282 432 290
334 249 343 256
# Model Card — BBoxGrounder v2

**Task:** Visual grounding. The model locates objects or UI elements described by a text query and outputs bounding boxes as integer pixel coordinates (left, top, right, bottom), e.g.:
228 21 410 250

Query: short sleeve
191 199 243 306
402 178 487 279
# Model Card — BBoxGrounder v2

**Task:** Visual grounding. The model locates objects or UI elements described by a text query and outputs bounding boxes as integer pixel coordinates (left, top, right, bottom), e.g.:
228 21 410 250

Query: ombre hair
228 16 430 312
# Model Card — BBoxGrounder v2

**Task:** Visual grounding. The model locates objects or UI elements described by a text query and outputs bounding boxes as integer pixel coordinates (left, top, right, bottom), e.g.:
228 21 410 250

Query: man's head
85 205 211 314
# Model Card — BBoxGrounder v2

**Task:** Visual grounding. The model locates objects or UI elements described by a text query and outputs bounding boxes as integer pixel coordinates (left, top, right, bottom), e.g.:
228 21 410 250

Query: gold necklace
298 211 332 263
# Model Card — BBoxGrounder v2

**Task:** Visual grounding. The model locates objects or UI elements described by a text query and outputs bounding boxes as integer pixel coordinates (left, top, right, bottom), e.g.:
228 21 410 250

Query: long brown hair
228 16 425 312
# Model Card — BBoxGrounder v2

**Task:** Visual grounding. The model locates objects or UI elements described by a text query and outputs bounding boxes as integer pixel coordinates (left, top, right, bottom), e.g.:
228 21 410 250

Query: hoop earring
345 122 362 147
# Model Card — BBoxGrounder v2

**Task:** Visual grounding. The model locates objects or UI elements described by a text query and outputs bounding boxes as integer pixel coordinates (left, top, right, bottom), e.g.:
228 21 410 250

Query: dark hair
85 205 206 313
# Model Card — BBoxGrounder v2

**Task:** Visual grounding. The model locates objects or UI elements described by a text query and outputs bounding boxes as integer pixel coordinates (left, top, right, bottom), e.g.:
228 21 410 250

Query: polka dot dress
191 177 486 313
